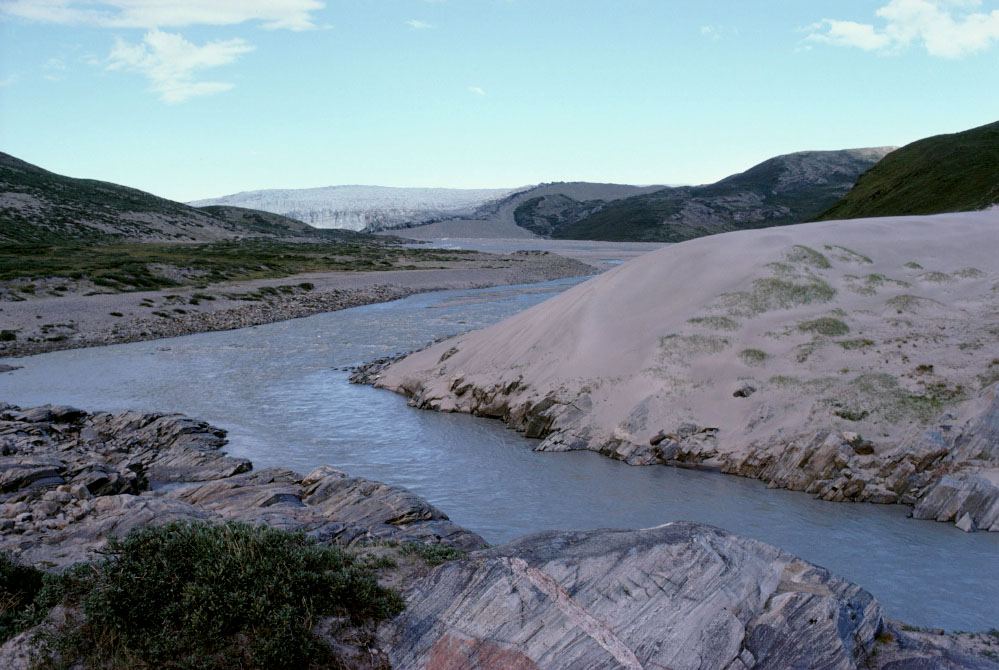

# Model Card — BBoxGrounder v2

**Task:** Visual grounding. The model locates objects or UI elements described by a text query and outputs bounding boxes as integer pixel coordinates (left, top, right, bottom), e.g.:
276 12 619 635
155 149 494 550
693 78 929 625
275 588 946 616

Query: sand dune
374 210 999 531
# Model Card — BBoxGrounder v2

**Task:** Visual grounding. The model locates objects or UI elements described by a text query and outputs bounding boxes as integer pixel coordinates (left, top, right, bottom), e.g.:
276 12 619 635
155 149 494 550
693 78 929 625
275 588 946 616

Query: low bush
28 521 404 669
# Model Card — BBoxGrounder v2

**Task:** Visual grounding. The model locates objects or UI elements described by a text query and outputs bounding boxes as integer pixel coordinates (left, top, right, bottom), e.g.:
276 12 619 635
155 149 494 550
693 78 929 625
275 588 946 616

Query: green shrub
0 330 16 341
36 521 403 670
399 542 467 566
0 553 90 646
0 552 44 642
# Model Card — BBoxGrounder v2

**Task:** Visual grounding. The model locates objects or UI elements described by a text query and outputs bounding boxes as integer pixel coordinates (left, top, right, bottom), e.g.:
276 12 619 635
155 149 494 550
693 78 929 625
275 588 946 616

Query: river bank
0 250 594 358
1 402 997 669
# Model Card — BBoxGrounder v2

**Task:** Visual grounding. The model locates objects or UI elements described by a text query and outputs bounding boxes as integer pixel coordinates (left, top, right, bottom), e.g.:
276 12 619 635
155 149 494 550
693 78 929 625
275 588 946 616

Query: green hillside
817 121 999 221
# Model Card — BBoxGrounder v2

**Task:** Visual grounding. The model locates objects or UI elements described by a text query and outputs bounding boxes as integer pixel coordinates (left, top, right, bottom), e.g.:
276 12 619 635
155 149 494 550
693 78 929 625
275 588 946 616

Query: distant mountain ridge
817 120 999 221
190 184 523 232
522 148 895 242
388 181 667 240
0 152 349 244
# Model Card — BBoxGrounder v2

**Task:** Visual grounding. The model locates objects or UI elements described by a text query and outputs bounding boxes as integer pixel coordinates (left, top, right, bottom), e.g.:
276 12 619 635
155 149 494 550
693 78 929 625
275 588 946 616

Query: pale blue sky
1 1 998 202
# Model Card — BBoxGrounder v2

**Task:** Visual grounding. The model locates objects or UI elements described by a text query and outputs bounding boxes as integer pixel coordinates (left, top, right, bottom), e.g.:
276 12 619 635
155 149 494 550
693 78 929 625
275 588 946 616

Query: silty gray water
2 277 997 631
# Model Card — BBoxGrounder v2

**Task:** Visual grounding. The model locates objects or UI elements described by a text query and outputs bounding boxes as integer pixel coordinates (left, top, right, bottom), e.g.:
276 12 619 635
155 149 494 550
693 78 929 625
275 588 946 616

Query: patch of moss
798 317 850 336
838 338 875 350
828 373 965 425
845 273 910 295
978 359 999 390
919 271 954 283
824 245 873 264
687 315 739 331
722 276 836 315
786 245 831 269
659 334 730 362
739 348 768 366
885 294 940 314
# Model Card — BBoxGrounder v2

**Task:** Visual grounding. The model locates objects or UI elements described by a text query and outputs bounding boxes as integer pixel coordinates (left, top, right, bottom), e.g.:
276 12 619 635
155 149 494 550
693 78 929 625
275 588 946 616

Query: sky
1 0 998 202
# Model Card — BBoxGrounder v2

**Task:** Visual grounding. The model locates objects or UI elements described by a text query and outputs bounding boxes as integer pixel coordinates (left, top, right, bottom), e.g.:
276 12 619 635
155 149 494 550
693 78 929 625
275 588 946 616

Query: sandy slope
374 210 999 531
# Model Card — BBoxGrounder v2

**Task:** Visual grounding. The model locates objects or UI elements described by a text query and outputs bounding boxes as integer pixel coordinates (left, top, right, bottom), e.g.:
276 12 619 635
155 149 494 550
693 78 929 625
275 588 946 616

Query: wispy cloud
42 57 67 81
0 74 17 87
406 19 432 29
468 86 485 96
806 0 999 58
700 25 737 41
107 29 254 104
0 0 325 31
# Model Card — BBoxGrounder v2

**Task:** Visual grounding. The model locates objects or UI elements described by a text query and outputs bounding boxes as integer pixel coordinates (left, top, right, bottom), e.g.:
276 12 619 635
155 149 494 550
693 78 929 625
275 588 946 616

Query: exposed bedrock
388 522 995 670
0 402 485 568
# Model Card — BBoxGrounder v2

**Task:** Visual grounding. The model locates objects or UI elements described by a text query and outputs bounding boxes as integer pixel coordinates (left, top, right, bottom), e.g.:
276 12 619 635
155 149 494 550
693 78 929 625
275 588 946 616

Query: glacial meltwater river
2 276 997 631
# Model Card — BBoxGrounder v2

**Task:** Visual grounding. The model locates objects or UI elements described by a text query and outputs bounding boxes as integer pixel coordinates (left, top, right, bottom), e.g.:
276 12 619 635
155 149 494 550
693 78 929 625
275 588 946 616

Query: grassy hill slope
817 121 999 221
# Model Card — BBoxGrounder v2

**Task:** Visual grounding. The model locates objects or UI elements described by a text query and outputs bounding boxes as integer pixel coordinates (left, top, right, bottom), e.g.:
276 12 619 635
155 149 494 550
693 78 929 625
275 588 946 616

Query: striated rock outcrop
371 212 999 531
0 403 485 568
387 523 999 669
388 522 885 670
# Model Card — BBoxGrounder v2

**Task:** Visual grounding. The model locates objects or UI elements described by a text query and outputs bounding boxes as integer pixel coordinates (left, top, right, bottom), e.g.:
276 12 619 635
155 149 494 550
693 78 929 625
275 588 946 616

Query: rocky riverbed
1 402 997 668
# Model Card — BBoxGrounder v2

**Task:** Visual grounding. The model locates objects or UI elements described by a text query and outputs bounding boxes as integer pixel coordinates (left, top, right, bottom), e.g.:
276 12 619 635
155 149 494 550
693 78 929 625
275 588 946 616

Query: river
2 276 997 631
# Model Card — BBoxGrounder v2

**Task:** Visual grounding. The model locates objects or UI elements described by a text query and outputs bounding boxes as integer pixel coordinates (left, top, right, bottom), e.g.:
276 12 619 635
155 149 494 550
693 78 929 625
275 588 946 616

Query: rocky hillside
0 152 347 244
190 184 522 232
515 148 894 242
818 120 999 220
372 210 999 533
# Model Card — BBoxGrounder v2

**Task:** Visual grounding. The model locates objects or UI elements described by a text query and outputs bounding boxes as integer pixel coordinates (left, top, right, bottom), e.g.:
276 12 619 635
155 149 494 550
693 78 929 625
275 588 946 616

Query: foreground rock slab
389 523 881 670
0 402 485 568
388 522 999 670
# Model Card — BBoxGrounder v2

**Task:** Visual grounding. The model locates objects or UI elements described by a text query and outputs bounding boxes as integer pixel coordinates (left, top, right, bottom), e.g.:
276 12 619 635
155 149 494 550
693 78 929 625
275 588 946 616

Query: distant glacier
189 184 525 232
